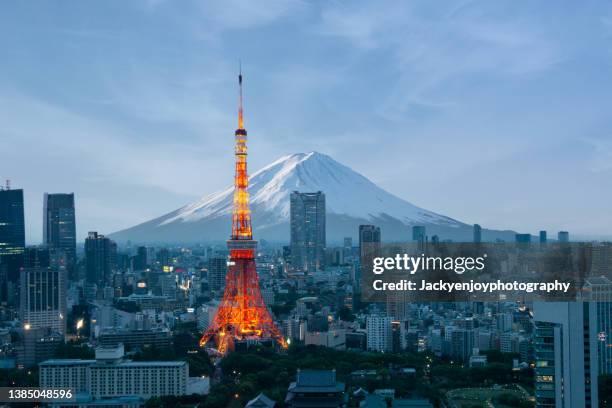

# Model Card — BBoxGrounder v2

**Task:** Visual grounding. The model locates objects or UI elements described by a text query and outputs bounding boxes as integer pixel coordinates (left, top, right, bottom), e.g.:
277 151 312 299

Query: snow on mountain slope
158 151 461 228
108 151 498 243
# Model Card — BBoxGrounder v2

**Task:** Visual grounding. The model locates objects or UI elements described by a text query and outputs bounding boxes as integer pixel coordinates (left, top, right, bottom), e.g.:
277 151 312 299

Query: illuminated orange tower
199 70 287 355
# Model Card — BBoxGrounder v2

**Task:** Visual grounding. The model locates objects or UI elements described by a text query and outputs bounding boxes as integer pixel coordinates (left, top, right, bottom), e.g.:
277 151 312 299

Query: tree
144 397 163 408
600 375 612 407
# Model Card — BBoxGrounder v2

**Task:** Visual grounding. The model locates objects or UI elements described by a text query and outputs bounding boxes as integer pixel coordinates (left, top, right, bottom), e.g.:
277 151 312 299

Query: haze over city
1 0 612 242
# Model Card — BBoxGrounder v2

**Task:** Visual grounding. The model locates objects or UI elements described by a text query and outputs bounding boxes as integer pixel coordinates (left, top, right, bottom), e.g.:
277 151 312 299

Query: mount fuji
110 152 515 243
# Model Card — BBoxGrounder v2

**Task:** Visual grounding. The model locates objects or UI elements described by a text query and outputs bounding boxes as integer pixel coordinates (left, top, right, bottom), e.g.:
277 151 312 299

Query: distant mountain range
110 151 516 243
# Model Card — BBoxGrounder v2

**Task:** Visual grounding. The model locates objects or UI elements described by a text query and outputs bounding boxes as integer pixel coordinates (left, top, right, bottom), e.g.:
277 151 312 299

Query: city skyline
2 1 612 242
2 3 612 407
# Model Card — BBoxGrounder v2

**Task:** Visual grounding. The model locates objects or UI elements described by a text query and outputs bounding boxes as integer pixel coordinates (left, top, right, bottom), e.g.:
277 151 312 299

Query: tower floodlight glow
199 70 287 354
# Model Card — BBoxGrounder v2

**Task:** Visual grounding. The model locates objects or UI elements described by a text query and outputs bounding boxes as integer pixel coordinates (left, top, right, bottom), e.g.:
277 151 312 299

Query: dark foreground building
285 369 346 408
0 186 25 304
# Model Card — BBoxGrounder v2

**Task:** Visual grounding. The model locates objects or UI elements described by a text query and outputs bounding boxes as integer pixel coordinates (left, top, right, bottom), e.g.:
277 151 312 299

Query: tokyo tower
199 70 287 355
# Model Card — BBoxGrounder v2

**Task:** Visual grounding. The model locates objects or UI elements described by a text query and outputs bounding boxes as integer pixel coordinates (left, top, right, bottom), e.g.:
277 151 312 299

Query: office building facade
0 186 25 304
290 191 326 273
473 224 482 243
40 345 188 400
20 264 67 336
43 193 76 277
85 232 114 286
366 316 393 352
534 301 598 408
208 256 227 294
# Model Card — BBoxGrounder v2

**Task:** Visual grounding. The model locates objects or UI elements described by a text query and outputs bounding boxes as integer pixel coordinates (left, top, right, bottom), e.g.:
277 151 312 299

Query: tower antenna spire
238 60 244 130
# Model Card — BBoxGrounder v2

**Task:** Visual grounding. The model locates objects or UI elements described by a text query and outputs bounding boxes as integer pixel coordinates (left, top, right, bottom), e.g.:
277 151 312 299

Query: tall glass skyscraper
357 224 381 305
85 232 114 287
290 191 326 273
0 187 25 258
473 224 482 243
0 186 25 304
43 193 76 279
412 225 426 242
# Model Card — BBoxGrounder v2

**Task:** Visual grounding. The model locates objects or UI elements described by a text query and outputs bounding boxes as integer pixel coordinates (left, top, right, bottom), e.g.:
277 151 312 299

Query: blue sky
1 0 612 243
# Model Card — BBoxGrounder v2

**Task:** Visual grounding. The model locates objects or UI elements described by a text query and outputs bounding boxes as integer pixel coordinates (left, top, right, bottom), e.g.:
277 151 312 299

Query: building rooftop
287 369 345 394
99 328 170 334
40 359 96 366
392 399 433 408
585 276 612 285
296 369 336 386
246 392 277 408
362 394 386 408
115 361 187 367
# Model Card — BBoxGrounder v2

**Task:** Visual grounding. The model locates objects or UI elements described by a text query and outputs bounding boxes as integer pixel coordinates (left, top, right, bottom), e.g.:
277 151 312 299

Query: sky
1 0 612 243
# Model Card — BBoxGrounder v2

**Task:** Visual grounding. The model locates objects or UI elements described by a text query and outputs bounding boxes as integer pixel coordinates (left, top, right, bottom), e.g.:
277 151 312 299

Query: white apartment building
40 344 188 400
366 316 393 352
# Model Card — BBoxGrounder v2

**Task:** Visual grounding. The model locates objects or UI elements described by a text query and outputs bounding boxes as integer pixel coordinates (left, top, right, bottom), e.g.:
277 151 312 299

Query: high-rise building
24 246 51 269
0 186 25 258
539 230 547 244
358 225 381 298
343 237 352 249
157 248 170 269
43 193 76 278
342 237 353 263
85 232 114 286
290 191 326 273
450 329 475 363
20 262 67 336
583 277 612 375
515 233 531 244
208 256 227 294
133 246 148 271
0 185 25 304
386 290 408 321
534 302 599 407
473 224 482 243
496 312 514 332
412 225 426 242
359 226 381 252
366 316 393 352
558 231 570 243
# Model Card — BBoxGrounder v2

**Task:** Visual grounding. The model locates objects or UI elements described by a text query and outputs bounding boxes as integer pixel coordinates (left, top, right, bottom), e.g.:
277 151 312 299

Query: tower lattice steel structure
199 70 287 355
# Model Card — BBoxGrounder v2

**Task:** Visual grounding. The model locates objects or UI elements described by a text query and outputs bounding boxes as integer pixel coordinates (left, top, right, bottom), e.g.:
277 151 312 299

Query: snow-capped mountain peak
110 151 486 243
159 151 457 228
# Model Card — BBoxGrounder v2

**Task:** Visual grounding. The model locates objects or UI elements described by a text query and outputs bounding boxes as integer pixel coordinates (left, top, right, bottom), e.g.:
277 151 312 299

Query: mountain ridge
110 152 516 243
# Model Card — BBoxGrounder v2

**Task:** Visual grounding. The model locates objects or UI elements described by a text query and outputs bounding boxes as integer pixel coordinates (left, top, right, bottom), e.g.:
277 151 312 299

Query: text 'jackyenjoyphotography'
372 279 571 294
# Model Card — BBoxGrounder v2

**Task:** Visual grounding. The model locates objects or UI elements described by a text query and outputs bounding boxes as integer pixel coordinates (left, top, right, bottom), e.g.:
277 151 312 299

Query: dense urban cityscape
1 3 611 407
1 177 612 407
